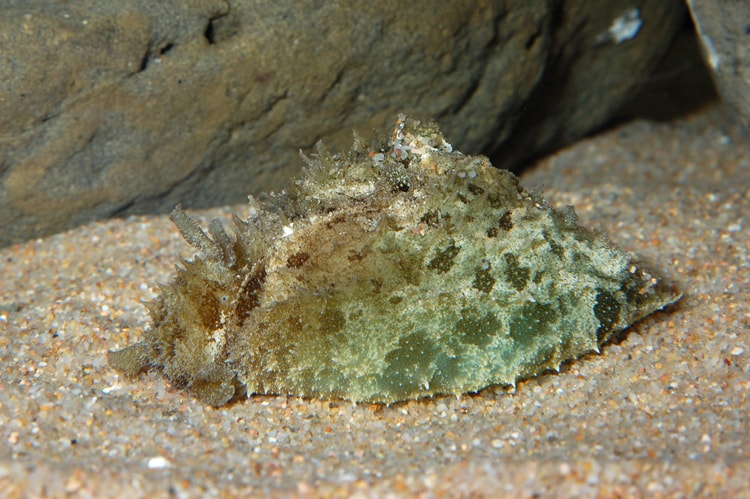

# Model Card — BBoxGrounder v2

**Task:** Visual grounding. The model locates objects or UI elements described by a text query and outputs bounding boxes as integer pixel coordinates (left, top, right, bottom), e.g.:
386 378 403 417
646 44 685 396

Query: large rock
686 0 750 126
0 0 685 246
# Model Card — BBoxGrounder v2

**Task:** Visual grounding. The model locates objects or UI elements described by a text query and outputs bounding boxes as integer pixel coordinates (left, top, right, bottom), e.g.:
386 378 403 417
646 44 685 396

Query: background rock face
0 0 686 246
686 0 750 127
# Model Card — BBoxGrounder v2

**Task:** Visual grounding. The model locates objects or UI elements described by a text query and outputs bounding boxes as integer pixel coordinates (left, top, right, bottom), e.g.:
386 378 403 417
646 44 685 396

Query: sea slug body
109 115 681 406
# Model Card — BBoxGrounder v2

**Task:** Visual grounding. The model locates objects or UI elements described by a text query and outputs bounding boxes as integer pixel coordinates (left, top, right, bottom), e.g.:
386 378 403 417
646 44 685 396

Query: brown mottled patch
467 183 485 196
326 214 348 229
498 211 513 231
286 251 310 269
348 251 366 262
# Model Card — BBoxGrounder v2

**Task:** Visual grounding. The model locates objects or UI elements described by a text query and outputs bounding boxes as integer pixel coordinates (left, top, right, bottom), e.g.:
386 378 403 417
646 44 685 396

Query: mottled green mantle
109 116 680 405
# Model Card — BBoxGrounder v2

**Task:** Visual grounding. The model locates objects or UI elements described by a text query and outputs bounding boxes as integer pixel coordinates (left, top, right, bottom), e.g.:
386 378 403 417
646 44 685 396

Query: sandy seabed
1 105 748 497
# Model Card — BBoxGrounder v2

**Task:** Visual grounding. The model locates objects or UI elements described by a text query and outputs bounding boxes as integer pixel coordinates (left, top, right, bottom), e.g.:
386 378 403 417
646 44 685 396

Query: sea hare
109 115 680 405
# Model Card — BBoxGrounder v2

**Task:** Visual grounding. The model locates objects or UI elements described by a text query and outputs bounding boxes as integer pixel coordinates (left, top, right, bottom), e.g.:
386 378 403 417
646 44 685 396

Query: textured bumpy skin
108 116 681 406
